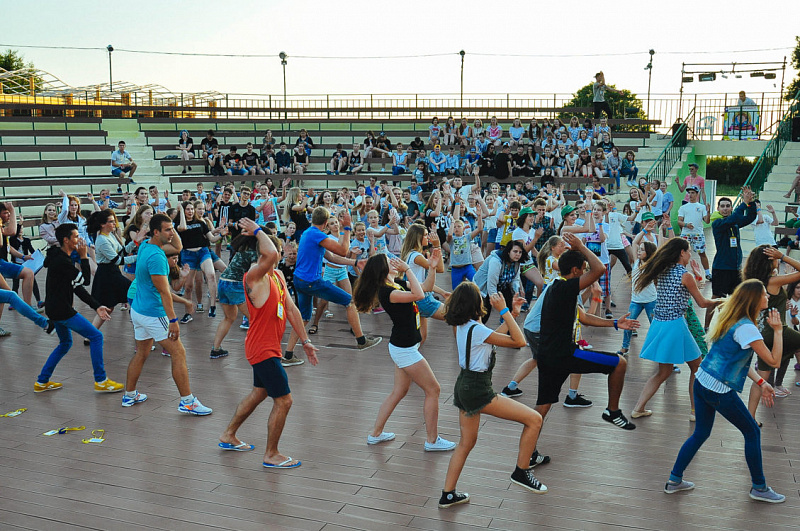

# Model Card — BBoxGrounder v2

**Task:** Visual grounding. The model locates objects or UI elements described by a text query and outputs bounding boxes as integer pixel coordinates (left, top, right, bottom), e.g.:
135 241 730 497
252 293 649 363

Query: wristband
301 339 312 346
169 318 179 324
343 226 352 231
592 297 603 303
613 319 618 330
499 308 510 317
340 232 345 236
757 377 765 387
667 226 674 231
253 227 262 236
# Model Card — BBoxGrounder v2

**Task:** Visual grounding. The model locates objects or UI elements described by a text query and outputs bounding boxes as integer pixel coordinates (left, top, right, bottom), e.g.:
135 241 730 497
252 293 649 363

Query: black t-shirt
180 221 210 248
275 151 292 167
224 154 241 167
294 151 308 163
378 279 422 348
241 152 259 167
494 153 512 179
512 153 530 168
409 139 424 151
201 137 218 152
214 200 234 226
539 277 581 365
179 136 195 152
376 138 392 151
349 153 362 166
229 203 257 239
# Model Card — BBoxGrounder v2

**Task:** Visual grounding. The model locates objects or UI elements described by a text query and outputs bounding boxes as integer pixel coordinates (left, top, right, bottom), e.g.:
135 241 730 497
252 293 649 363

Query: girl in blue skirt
631 238 719 419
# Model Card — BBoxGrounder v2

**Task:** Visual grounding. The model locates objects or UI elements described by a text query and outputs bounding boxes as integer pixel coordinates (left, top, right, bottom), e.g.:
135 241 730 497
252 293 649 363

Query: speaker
792 116 800 142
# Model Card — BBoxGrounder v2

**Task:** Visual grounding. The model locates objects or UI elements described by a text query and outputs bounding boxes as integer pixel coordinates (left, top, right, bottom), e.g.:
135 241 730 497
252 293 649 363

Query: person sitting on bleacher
275 143 292 175
111 140 137 185
261 130 276 155
242 142 264 176
445 146 460 176
208 146 226 177
596 132 615 154
474 132 490 155
429 145 446 176
409 136 424 154
293 144 308 176
295 129 314 155
225 147 247 177
200 130 218 174
96 189 119 210
464 147 481 177
375 132 392 172
328 144 348 175
177 130 195 174
259 145 276 174
512 146 531 178
348 143 364 176
494 143 513 181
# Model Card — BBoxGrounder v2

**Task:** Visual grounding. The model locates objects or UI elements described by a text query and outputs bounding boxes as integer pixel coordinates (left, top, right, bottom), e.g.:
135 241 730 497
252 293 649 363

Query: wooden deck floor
2 242 800 530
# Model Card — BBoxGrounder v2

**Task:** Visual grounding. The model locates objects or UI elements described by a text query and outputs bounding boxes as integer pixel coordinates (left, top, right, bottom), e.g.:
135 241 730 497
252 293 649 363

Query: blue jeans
0 289 48 328
670 380 766 490
295 276 352 321
609 169 620 189
37 313 106 384
621 166 639 181
622 300 655 349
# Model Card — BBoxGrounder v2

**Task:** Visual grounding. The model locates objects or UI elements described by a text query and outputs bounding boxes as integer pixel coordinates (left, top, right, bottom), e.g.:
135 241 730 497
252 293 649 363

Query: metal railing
645 108 695 183
736 90 800 205
0 90 790 135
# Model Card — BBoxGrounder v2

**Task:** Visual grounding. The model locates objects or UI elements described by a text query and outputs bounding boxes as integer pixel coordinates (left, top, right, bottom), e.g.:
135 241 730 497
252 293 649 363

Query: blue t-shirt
295 226 328 282
661 191 674 214
132 240 169 317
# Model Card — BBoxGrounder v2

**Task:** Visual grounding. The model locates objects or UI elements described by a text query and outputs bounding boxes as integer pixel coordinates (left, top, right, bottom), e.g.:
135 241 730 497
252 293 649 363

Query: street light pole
279 52 287 121
107 45 114 92
459 50 465 114
645 49 655 119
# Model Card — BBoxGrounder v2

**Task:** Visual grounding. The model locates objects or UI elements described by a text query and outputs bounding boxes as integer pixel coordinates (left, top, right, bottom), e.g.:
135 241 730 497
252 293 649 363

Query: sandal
308 325 319 335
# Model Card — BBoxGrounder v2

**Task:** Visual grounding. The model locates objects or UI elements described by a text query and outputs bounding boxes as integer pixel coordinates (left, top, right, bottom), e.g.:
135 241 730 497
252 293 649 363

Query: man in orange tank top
218 218 318 468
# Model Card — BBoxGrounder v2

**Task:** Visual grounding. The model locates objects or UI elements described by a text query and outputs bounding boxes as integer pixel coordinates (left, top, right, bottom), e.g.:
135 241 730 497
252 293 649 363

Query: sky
1 0 799 102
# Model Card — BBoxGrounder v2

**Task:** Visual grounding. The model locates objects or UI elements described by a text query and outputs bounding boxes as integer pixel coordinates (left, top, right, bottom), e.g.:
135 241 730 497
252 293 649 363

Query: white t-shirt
650 189 664 217
631 260 657 304
456 320 494 372
606 212 627 250
405 250 428 284
454 184 474 203
149 197 168 213
678 202 707 236
512 226 536 266
751 214 776 246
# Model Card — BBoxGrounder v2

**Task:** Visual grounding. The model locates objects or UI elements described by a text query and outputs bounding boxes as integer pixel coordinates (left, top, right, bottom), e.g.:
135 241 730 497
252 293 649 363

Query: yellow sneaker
34 381 63 393
94 379 124 393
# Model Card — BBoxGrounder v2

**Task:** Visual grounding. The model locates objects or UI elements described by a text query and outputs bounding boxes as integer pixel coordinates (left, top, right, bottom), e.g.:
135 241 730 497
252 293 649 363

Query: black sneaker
563 394 593 408
510 467 548 494
208 306 217 318
438 490 470 508
501 386 523 398
602 409 636 430
604 310 613 319
180 313 193 324
45 320 55 335
210 347 229 359
529 449 550 468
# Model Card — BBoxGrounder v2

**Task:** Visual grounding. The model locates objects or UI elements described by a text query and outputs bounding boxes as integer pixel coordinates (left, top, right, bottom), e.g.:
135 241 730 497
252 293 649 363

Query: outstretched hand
616 312 640 330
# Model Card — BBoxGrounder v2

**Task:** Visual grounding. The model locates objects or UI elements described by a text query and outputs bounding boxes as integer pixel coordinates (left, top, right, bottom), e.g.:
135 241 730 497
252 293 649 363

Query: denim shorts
218 279 245 306
0 259 24 279
181 247 212 270
295 276 352 321
416 292 442 318
323 265 348 283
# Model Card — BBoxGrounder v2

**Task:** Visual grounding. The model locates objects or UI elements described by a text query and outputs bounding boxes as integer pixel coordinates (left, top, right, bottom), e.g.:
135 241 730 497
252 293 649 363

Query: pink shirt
683 175 705 202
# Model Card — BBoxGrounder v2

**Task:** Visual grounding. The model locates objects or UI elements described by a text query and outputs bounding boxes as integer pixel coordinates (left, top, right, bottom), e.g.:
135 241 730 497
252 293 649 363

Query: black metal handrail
645 107 695 183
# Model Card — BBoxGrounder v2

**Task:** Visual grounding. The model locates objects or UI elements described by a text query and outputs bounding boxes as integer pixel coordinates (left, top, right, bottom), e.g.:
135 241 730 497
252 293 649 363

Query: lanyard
271 272 286 320
82 429 105 444
0 408 26 417
43 426 86 436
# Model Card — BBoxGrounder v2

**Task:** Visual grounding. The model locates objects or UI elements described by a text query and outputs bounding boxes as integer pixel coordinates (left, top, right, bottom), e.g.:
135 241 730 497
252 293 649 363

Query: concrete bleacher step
101 118 165 188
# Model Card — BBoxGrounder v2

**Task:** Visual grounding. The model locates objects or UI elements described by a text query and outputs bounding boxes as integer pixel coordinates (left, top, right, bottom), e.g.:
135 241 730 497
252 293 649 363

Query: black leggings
593 101 613 119
12 276 41 303
608 248 632 275
481 285 515 323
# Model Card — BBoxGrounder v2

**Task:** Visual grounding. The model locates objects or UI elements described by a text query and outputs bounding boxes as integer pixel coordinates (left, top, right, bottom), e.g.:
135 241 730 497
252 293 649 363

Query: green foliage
559 83 647 131
706 156 756 186
0 49 43 94
786 36 800 101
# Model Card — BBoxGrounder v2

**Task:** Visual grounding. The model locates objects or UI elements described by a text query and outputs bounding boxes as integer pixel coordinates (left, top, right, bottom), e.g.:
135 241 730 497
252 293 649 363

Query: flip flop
263 457 301 469
219 442 255 452
308 325 319 335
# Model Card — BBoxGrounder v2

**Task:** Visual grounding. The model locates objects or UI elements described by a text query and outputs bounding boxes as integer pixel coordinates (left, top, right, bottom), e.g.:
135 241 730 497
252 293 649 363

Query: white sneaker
424 436 457 452
178 397 212 416
367 432 395 445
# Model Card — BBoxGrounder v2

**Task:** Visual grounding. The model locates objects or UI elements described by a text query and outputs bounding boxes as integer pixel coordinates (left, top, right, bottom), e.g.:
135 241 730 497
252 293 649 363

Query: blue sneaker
178 397 212 416
121 391 148 407
240 317 250 330
749 486 785 503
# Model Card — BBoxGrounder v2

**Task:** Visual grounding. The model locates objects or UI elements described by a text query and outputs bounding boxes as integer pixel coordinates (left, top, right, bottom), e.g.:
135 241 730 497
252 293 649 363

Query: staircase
740 142 800 253
101 118 165 188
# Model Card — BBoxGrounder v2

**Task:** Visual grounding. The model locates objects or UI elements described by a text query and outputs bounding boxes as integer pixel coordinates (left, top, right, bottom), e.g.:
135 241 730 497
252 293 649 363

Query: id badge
729 237 738 248
277 302 285 320
416 311 421 329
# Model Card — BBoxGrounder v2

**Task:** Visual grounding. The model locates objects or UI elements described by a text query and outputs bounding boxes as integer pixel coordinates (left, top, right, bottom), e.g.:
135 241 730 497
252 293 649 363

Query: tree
785 36 800 101
706 156 756 187
559 83 647 131
0 49 42 94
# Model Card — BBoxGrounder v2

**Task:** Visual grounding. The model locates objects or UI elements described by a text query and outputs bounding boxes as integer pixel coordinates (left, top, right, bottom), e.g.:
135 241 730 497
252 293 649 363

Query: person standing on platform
706 186 757 327
218 220 318 466
34 223 124 394
665 279 785 504
123 213 213 415
592 71 620 119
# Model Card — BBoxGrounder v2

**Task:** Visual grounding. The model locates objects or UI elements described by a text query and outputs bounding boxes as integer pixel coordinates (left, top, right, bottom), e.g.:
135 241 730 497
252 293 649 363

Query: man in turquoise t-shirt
123 213 213 416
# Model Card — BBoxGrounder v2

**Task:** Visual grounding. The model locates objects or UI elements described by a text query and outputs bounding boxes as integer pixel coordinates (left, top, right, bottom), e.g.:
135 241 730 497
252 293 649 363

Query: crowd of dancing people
1 112 795 505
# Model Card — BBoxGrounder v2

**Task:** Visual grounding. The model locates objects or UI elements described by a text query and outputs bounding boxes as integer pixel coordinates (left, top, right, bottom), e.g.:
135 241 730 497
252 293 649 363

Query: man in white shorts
677 185 711 279
123 213 212 415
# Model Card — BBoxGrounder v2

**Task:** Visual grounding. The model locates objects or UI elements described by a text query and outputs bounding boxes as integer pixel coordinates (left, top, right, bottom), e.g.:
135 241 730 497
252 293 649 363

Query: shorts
111 166 132 177
388 342 424 369
536 348 620 405
251 357 291 398
757 325 800 371
210 250 222 263
416 292 442 318
524 329 540 360
451 264 476 288
295 276 352 321
181 248 212 270
123 263 136 275
453 368 496 416
711 268 741 298
0 259 24 279
487 228 498 244
323 265 348 283
598 264 611 298
218 279 245 306
228 168 248 176
130 308 170 342
681 232 706 253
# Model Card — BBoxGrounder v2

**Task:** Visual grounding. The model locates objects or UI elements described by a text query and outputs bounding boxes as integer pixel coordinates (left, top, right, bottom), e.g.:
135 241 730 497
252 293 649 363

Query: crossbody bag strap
464 324 478 370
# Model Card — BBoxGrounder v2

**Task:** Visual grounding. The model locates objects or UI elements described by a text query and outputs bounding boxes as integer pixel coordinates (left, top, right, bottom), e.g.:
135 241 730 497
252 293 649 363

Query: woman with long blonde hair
664 279 785 503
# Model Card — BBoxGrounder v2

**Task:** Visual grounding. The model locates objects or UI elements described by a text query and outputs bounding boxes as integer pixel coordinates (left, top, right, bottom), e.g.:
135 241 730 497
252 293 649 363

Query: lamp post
279 52 287 120
459 50 465 114
645 49 654 119
107 45 114 92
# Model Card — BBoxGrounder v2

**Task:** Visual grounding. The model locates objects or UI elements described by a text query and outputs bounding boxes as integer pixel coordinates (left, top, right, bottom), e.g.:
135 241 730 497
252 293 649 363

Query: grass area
715 183 742 197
